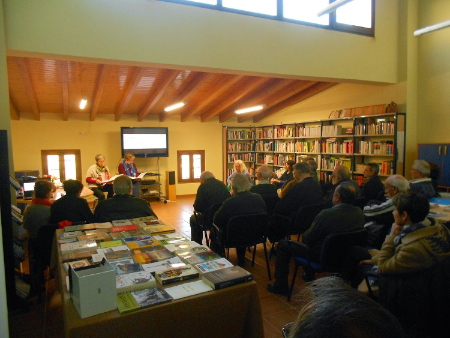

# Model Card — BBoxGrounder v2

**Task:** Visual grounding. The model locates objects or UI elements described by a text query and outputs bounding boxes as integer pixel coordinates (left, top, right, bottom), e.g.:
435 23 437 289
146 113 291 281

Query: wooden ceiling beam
252 82 338 123
60 61 69 121
115 67 146 121
237 80 317 123
159 72 209 122
202 77 269 123
16 57 40 121
181 74 242 122
138 69 180 122
219 79 291 123
9 96 19 120
90 64 109 121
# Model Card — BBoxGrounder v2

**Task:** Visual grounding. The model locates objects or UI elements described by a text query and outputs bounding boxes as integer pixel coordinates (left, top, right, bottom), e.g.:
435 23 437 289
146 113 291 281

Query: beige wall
4 0 399 84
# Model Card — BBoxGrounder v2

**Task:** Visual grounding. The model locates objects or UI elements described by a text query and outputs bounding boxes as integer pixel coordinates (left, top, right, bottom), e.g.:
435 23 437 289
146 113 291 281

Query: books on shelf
165 280 213 300
357 140 394 155
227 129 255 140
116 271 156 295
322 125 342 137
131 287 173 308
322 139 353 154
274 125 295 139
321 157 352 171
274 140 295 153
296 140 320 153
194 258 234 274
354 121 395 135
202 266 253 290
296 125 321 138
154 264 199 285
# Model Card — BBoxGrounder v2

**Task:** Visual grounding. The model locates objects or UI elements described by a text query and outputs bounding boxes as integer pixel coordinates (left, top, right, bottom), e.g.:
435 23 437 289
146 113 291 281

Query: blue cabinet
418 144 450 187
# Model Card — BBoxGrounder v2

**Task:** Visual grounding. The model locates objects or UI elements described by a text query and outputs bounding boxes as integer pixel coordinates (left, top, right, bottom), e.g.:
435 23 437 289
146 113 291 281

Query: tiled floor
8 195 312 338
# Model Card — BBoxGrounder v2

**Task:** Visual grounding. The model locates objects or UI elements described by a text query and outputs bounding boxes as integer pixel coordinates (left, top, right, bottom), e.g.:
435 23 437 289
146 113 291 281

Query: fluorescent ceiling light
164 101 186 112
414 19 450 37
79 97 87 109
317 0 354 17
235 104 266 115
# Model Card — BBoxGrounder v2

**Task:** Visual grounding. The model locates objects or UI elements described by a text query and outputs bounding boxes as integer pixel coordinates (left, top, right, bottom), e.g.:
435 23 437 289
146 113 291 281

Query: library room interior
1 1 450 337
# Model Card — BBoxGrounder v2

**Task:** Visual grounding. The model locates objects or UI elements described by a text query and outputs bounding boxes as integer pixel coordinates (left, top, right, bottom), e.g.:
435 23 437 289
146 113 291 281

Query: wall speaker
168 171 175 185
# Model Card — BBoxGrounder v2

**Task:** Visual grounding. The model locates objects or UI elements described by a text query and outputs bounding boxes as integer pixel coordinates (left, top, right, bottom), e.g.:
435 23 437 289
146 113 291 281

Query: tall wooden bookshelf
223 113 406 185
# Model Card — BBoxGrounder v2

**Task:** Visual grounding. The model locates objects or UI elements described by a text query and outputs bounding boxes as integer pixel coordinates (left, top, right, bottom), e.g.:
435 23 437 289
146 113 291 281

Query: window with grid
177 150 205 183
41 149 82 182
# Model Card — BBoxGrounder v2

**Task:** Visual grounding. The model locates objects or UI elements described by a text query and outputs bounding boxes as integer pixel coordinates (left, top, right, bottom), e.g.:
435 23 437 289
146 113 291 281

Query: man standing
190 171 230 245
360 163 385 202
212 173 267 267
94 175 157 222
324 165 360 208
267 182 365 295
409 160 439 199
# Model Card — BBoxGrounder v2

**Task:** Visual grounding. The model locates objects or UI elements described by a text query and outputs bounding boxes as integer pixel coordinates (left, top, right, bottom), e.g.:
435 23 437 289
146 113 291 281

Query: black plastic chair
268 213 293 258
262 195 280 216
290 203 325 241
212 213 272 280
195 203 223 247
287 229 367 301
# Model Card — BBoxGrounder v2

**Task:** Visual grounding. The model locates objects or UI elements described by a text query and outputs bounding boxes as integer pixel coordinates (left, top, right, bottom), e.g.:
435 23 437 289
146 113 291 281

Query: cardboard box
70 259 116 318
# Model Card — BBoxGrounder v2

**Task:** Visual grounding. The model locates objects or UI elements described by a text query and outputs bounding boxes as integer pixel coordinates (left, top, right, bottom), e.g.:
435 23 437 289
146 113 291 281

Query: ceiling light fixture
164 101 187 112
235 104 266 115
317 0 354 17
79 97 88 109
414 19 450 37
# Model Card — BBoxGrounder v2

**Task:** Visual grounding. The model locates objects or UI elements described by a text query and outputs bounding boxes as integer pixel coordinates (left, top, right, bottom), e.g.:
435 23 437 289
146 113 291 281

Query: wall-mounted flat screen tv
121 127 169 158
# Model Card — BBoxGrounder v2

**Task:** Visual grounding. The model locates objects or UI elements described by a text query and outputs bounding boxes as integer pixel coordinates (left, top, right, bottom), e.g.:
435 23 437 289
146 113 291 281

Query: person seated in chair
271 160 295 189
360 163 385 203
363 175 409 249
409 159 439 199
323 165 360 208
287 277 405 338
49 179 95 224
347 192 450 288
23 180 54 237
94 175 157 222
250 165 279 199
190 171 230 245
267 182 364 296
211 173 266 267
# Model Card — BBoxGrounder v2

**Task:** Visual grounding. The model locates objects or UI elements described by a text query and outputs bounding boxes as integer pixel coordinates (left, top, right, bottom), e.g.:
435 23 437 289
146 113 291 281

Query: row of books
296 125 321 137
60 217 253 315
356 141 394 155
227 142 254 152
256 128 273 139
321 157 352 171
322 125 343 137
273 154 294 166
296 140 321 153
227 153 255 163
322 139 354 154
354 122 395 136
255 140 273 152
274 140 295 153
274 126 295 138
228 130 255 140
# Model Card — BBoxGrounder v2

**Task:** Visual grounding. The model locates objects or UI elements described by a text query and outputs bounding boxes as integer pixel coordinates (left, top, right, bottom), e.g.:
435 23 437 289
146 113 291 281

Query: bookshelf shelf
223 112 406 184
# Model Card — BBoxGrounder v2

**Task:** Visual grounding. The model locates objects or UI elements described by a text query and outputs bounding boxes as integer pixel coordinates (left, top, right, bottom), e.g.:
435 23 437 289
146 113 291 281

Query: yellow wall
4 0 400 84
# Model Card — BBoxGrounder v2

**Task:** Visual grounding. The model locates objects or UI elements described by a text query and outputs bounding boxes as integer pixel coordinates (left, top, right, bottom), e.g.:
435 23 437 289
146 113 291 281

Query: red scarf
31 197 53 206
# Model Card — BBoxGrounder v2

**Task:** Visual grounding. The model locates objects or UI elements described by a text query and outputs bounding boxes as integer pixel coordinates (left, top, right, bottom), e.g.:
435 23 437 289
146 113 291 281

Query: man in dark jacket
323 165 360 208
190 171 231 244
360 163 385 202
94 175 157 222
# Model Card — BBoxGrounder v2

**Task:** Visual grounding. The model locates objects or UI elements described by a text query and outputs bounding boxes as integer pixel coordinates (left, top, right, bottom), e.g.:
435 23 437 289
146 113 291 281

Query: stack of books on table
58 217 254 315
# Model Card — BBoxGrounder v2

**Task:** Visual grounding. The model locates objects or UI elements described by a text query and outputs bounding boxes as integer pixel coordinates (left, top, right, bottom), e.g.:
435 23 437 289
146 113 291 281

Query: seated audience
23 180 54 237
274 162 323 218
212 173 266 267
267 183 364 295
409 159 439 199
428 161 440 195
363 175 409 248
271 160 295 188
190 171 230 245
250 165 279 199
226 159 252 185
323 165 360 208
307 159 318 181
360 163 385 202
347 192 450 288
49 179 94 224
286 277 405 338
94 175 157 222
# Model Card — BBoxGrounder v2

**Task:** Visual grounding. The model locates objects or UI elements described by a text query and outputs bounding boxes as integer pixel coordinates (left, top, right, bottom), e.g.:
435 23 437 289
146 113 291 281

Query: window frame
41 149 82 182
160 0 375 37
177 150 205 184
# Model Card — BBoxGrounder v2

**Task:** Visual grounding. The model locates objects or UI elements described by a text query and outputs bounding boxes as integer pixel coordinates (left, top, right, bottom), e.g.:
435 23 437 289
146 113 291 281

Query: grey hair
257 165 272 179
293 162 310 174
413 160 431 176
231 173 252 193
200 171 215 183
113 175 132 195
335 165 351 180
95 154 105 162
288 277 405 338
385 174 409 192
366 162 380 175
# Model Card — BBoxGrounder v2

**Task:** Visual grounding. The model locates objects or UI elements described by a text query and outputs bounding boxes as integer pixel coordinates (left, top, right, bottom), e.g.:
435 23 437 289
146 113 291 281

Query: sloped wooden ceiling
7 57 337 123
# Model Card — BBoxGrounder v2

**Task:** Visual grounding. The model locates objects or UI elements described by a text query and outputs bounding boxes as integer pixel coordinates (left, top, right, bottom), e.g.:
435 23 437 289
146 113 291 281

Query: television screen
121 127 169 158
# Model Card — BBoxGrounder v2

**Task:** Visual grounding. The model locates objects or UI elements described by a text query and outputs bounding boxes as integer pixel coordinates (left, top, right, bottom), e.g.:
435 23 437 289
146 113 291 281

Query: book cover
129 216 158 223
111 219 133 227
84 229 109 236
110 224 139 233
194 258 233 274
58 237 78 244
99 240 123 249
117 293 140 314
124 236 158 250
174 245 210 257
133 247 174 264
61 249 97 262
179 250 221 265
60 240 97 253
94 222 113 229
154 264 199 285
164 241 202 253
201 266 253 290
131 287 173 308
152 233 184 241
63 259 91 272
60 231 83 239
109 229 147 240
111 261 144 276
141 257 185 276
102 249 132 262
157 237 189 246
116 270 156 295
164 280 213 300
77 232 111 242
143 224 176 235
